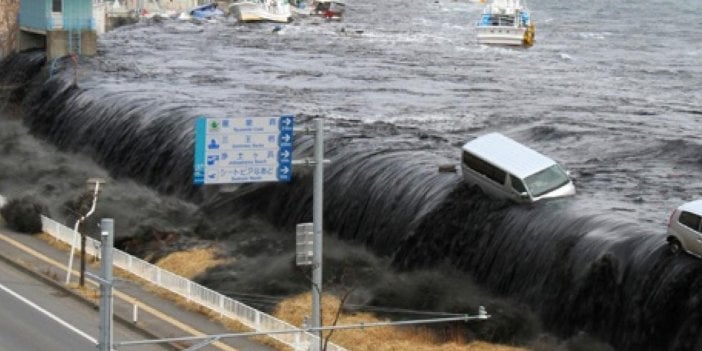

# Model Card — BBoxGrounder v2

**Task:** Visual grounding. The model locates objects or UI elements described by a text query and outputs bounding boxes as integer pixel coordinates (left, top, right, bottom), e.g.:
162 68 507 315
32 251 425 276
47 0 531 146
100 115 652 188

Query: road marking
0 233 238 351
0 280 98 345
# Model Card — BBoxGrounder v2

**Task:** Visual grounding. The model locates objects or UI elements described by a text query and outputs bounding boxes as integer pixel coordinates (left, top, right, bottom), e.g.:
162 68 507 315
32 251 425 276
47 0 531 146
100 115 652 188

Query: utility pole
98 218 114 351
311 117 324 351
293 118 327 351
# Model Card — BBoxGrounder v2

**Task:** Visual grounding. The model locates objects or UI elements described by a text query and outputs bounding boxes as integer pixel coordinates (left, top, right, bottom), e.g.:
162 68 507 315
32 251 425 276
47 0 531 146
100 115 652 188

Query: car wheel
668 238 682 255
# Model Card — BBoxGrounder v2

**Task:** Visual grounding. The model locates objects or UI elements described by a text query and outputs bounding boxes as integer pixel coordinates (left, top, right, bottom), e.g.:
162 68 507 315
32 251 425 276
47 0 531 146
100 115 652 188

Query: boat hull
476 26 532 46
229 2 292 23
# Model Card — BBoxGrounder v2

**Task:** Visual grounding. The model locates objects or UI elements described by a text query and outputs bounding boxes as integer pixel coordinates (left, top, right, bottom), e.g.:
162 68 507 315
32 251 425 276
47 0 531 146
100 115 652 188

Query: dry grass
155 247 229 279
275 293 529 351
152 248 292 349
37 232 73 251
35 232 528 351
35 232 289 350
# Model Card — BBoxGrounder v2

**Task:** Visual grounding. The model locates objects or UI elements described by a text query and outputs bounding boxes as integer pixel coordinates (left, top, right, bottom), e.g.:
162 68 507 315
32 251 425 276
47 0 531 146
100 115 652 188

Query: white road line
0 281 98 345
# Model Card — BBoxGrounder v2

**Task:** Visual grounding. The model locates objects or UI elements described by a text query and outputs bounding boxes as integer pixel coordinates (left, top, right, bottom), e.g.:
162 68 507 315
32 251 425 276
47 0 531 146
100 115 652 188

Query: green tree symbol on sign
210 121 219 129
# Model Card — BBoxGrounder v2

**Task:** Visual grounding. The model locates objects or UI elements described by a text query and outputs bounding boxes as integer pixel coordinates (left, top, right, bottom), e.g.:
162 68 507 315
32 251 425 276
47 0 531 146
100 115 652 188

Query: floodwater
86 0 702 225
1 0 702 349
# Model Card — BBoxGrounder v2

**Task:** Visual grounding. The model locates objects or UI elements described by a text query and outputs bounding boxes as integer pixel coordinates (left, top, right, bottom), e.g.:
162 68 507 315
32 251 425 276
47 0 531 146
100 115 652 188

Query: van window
679 211 701 232
462 151 506 185
524 164 570 197
510 175 526 193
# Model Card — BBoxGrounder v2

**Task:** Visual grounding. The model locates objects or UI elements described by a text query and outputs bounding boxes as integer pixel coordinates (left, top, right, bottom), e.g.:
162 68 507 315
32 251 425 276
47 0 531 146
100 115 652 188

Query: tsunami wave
3 51 702 351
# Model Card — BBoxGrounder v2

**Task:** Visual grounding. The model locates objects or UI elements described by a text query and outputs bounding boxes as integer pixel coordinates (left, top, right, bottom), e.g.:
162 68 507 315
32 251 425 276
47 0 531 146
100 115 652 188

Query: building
0 0 19 58
18 0 98 59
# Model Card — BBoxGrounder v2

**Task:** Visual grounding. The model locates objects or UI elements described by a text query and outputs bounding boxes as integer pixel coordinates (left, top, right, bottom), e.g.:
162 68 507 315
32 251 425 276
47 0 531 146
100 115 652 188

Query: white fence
41 215 347 351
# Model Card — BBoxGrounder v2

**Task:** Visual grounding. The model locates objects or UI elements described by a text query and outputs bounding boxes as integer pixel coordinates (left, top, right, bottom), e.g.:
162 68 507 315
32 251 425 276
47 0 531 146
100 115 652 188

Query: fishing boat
475 0 535 47
229 0 293 23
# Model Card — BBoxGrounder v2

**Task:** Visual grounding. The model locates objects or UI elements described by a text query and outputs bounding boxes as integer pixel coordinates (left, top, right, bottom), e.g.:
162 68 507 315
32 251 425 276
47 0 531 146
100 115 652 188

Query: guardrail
41 215 347 351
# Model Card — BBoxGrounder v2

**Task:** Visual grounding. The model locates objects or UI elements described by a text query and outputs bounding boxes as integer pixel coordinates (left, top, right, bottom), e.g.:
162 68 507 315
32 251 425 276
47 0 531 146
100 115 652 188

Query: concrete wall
0 0 19 58
44 29 96 59
45 30 67 59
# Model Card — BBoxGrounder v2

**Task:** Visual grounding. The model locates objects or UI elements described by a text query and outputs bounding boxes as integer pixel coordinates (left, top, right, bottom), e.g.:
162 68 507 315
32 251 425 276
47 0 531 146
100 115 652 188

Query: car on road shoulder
667 199 702 258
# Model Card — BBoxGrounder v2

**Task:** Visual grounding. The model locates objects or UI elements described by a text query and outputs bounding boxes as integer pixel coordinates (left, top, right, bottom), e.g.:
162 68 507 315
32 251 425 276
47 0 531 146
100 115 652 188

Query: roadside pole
311 118 324 351
66 178 105 285
98 218 114 351
292 118 328 351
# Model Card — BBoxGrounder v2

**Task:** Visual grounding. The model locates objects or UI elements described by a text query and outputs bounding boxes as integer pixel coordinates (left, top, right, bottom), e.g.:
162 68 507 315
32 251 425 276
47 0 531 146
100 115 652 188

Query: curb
0 245 179 350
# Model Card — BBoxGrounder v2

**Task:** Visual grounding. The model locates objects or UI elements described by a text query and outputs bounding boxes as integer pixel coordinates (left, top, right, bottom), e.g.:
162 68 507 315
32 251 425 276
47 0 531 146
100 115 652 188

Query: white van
461 133 576 203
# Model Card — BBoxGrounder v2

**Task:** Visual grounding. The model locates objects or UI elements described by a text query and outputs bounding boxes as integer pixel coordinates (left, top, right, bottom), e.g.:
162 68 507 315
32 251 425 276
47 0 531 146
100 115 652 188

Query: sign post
193 114 330 350
194 116 294 185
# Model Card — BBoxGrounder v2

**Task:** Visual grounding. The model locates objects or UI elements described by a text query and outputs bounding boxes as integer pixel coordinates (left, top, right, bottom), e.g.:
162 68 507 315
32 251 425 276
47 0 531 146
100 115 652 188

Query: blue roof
461 132 556 179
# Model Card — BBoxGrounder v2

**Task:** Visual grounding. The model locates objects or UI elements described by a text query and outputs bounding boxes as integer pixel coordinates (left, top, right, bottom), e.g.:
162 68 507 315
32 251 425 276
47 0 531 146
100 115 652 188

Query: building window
52 0 62 12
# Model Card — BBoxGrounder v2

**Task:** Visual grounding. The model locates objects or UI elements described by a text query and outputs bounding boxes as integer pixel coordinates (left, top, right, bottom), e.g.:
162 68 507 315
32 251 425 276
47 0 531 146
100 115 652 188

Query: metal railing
41 215 347 351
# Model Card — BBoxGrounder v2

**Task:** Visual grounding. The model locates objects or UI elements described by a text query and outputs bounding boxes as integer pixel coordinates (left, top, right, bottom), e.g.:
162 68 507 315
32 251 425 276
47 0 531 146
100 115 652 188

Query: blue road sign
194 115 294 185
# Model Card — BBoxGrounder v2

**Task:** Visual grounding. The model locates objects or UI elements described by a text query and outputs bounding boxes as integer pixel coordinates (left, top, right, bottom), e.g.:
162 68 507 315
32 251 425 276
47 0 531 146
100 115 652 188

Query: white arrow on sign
282 117 292 126
281 134 291 143
281 166 290 174
280 150 290 159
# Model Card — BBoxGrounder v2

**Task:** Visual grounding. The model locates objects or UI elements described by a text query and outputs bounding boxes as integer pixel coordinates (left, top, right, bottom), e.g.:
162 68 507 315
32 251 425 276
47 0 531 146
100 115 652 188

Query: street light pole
65 178 105 285
98 218 114 351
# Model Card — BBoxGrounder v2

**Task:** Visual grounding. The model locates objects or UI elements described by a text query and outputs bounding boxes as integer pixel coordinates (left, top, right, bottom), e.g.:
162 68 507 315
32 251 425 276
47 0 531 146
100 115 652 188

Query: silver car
667 199 702 257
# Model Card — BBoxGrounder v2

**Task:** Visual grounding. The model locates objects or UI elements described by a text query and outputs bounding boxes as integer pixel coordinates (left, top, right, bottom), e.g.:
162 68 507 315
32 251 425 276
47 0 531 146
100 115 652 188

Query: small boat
229 0 292 23
475 0 535 47
190 3 224 19
310 0 345 20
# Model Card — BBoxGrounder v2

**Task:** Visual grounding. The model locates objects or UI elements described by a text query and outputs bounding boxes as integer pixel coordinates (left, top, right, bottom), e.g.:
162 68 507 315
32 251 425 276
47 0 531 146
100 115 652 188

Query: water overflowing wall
3 51 702 351
20 63 201 198
397 187 702 351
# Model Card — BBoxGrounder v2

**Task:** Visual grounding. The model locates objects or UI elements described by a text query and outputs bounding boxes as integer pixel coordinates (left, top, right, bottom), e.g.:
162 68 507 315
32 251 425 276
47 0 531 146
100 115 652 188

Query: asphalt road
0 257 167 351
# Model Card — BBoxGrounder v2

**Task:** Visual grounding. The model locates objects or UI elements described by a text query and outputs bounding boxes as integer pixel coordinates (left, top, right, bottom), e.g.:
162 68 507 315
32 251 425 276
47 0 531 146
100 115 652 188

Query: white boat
475 0 535 47
229 0 292 23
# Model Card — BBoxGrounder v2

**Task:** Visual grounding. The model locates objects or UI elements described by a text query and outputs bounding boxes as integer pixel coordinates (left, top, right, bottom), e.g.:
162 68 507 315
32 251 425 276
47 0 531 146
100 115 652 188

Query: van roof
462 132 556 178
679 199 702 215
